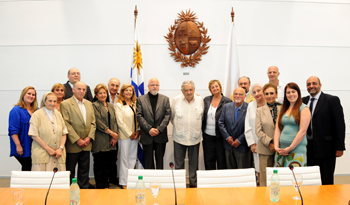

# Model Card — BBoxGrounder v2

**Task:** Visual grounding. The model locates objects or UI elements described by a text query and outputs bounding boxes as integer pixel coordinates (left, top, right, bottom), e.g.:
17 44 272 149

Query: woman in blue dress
8 86 38 171
274 83 311 167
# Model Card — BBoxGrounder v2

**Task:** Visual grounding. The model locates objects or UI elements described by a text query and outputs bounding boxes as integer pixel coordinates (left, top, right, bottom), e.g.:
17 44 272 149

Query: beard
150 90 159 95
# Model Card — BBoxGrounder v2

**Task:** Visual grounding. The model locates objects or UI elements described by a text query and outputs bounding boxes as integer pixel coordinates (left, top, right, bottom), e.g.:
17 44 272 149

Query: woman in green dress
274 82 311 167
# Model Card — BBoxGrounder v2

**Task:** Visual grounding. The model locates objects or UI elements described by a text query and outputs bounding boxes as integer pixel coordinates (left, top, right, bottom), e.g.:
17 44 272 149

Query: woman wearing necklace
51 83 65 112
255 83 281 186
92 84 118 189
116 84 140 189
202 80 232 170
28 92 68 171
244 83 265 185
274 83 311 167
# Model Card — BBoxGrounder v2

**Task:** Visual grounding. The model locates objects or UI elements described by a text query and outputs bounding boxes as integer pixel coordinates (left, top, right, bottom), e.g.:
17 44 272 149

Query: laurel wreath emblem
164 10 211 68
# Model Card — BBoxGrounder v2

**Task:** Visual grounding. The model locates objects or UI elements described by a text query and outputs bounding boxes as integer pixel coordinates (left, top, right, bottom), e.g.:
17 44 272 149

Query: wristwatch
108 131 112 135
59 146 64 150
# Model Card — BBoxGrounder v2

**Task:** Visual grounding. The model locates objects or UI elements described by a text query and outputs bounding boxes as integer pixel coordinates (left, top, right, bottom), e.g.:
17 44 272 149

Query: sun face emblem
133 41 143 74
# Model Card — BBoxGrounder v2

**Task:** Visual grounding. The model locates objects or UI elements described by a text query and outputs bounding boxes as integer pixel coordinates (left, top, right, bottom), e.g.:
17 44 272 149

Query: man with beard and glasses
136 78 171 169
230 76 255 103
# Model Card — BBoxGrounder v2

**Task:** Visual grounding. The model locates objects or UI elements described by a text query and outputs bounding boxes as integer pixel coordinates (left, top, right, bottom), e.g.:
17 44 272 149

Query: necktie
307 98 315 136
235 107 240 122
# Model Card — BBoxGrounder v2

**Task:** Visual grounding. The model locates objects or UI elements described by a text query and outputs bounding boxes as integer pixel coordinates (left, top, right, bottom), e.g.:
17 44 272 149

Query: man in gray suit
136 78 171 169
60 81 96 188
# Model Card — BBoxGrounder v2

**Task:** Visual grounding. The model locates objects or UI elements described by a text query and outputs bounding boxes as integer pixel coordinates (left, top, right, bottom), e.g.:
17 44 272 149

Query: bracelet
108 131 112 135
59 146 64 150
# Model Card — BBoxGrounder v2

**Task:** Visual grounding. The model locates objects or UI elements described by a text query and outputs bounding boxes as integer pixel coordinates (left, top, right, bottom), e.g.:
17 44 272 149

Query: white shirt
44 107 53 120
109 94 118 107
204 104 217 136
307 91 321 115
276 82 285 104
73 96 87 125
171 94 204 146
68 82 74 89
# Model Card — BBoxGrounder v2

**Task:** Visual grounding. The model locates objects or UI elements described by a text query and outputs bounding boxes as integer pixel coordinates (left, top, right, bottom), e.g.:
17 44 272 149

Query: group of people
8 66 345 189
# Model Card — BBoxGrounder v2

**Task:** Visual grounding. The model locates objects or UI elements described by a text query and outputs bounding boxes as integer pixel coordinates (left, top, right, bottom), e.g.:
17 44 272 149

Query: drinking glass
150 180 161 205
12 189 25 205
292 174 303 200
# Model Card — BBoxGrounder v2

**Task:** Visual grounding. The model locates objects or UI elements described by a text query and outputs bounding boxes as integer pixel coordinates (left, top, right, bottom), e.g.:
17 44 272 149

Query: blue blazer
218 102 249 152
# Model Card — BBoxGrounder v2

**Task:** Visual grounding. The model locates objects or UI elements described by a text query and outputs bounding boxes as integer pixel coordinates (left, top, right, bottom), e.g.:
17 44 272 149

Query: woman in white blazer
115 84 140 189
244 83 265 185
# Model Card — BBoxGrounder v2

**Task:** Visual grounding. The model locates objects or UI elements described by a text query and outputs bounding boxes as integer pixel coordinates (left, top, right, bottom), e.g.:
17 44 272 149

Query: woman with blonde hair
29 92 68 171
116 84 140 189
51 83 65 112
8 86 38 171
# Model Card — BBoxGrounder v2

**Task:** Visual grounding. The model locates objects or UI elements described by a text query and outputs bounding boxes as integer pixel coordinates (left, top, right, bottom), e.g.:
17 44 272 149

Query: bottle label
135 193 145 203
271 186 280 196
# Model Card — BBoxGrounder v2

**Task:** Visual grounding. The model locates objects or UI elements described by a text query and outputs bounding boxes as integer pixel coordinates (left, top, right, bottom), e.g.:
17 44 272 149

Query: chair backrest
10 171 70 189
127 169 186 189
197 168 257 188
266 166 321 186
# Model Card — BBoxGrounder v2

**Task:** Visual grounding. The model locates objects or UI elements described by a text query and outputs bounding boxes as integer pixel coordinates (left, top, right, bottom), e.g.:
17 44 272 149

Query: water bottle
69 178 80 205
270 170 280 202
135 175 146 205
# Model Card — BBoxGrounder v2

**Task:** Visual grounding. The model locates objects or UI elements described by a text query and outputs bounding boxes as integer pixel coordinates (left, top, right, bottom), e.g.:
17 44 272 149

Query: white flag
224 22 240 98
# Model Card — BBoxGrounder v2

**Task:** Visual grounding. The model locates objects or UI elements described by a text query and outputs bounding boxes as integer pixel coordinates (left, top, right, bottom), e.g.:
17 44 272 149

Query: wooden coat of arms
164 10 211 67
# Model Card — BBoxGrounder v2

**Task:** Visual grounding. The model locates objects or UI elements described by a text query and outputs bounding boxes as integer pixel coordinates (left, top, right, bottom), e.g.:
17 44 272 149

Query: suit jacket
302 92 346 158
202 94 232 138
255 104 281 155
136 93 171 145
230 92 255 103
63 81 94 102
218 102 249 152
60 97 96 153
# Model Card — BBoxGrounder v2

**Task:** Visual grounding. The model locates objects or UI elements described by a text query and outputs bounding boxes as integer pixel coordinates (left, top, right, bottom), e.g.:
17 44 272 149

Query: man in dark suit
63 67 93 102
302 76 346 185
60 81 96 188
219 87 251 169
136 78 171 169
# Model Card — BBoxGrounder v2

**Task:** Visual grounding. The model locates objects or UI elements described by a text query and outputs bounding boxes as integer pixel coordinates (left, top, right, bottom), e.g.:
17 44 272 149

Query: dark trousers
307 140 336 185
14 156 32 171
66 151 90 188
108 149 118 183
174 141 200 187
142 141 166 169
202 133 227 170
93 151 111 189
225 148 251 169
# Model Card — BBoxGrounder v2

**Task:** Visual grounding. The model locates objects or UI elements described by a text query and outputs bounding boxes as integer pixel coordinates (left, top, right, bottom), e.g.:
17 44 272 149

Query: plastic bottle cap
273 170 278 174
138 176 143 180
72 178 77 183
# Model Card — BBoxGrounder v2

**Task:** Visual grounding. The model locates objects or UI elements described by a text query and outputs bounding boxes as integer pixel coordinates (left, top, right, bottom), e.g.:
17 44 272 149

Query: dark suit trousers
14 156 32 171
174 141 200 187
307 140 336 185
225 147 251 169
66 151 90 188
142 141 166 169
202 132 227 170
93 151 111 189
108 149 118 183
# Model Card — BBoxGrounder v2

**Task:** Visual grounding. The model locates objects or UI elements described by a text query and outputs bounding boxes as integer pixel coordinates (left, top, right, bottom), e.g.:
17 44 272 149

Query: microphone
169 162 177 205
289 165 303 205
45 167 58 205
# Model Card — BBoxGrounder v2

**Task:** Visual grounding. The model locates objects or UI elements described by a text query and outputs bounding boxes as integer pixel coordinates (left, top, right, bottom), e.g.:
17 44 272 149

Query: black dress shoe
88 183 96 189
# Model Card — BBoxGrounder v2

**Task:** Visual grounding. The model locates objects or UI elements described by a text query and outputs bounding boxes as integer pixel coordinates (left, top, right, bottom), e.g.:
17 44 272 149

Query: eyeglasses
233 93 244 96
70 72 80 76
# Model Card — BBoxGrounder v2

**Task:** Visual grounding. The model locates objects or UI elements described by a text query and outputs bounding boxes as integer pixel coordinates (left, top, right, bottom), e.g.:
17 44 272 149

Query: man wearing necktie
219 87 251 169
302 76 345 185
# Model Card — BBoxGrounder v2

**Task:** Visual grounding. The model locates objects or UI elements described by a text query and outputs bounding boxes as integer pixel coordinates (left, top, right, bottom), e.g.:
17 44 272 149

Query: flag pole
231 7 234 23
134 5 138 30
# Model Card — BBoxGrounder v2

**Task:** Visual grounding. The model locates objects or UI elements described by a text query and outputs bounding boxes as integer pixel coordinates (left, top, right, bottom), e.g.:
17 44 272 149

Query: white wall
0 0 349 177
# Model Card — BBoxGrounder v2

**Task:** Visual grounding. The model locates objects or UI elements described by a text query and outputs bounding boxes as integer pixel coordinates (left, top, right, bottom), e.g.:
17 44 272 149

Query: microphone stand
289 165 303 205
169 162 178 205
45 167 58 205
